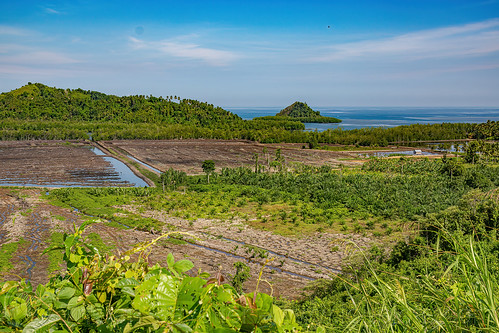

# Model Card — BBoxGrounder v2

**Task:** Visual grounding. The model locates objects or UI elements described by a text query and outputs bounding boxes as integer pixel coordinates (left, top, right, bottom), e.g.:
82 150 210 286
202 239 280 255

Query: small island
255 101 342 123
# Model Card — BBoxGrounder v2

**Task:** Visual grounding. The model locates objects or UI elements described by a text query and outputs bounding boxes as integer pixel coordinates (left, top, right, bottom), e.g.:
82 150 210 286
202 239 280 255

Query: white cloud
0 50 80 65
312 18 499 62
0 25 31 36
129 37 239 66
45 7 62 14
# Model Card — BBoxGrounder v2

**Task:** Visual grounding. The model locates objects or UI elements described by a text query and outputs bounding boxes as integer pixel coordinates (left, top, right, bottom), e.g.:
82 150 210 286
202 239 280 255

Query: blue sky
1 0 499 107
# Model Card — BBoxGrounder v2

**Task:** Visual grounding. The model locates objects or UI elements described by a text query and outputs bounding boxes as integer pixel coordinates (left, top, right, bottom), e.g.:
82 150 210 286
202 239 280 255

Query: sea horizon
225 106 499 131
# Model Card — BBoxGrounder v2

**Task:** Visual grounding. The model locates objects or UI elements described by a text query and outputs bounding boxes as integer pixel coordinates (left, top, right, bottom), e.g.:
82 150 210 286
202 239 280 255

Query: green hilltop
277 101 321 117
255 101 341 124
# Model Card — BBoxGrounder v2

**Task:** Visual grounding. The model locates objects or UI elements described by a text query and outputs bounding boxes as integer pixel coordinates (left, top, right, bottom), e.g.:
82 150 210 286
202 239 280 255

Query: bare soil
0 141 133 187
0 188 374 299
101 139 368 175
0 139 428 298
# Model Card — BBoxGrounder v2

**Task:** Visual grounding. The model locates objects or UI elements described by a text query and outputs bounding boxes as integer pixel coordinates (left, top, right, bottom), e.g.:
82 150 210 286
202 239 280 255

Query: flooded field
0 141 149 187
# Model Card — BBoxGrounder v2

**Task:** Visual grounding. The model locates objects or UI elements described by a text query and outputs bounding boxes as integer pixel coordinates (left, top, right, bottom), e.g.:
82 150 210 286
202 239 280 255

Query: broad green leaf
283 309 296 325
10 298 27 322
123 315 162 333
67 296 82 309
57 287 76 300
70 304 86 322
153 274 181 321
255 293 273 312
69 253 79 263
215 289 233 303
175 277 206 321
116 277 139 288
97 291 107 303
173 259 194 274
171 323 193 333
167 253 175 269
1 281 17 295
22 314 60 333
272 304 284 327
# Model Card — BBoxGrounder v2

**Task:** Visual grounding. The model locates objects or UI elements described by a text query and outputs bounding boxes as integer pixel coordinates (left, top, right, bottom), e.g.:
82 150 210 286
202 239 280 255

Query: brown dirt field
101 139 366 175
103 139 443 175
0 141 139 187
0 188 373 299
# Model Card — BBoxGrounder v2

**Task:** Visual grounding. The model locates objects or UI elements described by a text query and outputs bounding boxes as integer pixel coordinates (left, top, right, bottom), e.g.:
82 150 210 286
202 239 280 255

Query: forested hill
0 83 242 126
255 101 341 124
277 101 321 117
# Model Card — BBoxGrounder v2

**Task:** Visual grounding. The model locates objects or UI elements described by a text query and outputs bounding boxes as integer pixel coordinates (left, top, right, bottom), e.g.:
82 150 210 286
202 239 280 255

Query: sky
1 0 499 107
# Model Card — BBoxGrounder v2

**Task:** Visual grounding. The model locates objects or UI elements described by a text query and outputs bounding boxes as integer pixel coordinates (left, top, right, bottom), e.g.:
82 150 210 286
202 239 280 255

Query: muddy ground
102 139 370 174
0 188 372 299
0 139 433 298
0 141 133 187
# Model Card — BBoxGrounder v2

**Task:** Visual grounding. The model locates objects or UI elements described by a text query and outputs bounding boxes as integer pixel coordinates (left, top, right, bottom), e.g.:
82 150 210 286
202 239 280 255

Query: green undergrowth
281 187 499 332
48 231 116 273
0 238 25 276
47 159 498 240
48 187 164 232
0 221 317 332
47 232 64 273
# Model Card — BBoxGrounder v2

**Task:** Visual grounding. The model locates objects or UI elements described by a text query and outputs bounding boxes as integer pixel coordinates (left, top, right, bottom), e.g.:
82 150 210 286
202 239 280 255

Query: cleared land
0 141 133 187
0 139 432 298
0 188 373 298
102 139 432 174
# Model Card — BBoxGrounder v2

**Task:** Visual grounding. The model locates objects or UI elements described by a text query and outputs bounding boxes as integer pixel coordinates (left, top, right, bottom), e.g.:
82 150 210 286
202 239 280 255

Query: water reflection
90 147 149 187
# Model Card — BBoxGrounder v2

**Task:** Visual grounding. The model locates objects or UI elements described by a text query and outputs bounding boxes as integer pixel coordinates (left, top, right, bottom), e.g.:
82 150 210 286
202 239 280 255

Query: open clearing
0 139 430 298
102 139 432 174
0 188 373 299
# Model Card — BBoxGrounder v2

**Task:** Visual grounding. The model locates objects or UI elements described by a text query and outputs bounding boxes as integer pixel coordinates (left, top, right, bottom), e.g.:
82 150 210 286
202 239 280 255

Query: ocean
225 107 499 131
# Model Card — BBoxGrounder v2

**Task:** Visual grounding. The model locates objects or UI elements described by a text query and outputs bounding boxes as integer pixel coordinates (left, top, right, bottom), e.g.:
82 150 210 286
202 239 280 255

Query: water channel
89 147 149 187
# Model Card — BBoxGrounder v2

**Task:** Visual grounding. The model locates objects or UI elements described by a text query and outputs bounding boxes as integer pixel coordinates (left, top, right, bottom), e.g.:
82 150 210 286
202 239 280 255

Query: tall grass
347 231 499 332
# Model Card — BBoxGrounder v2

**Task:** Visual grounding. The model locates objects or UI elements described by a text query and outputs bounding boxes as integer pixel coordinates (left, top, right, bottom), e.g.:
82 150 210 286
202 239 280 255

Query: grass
0 238 26 275
85 232 115 255
47 232 64 273
347 233 499 331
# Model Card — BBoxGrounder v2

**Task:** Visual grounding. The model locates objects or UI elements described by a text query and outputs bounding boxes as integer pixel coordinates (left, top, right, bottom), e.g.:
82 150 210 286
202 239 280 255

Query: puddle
359 150 439 158
426 143 464 153
20 255 36 280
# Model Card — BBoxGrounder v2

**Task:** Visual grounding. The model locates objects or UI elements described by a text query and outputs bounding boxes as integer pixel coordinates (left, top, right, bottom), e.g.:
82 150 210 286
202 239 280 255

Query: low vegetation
0 222 311 332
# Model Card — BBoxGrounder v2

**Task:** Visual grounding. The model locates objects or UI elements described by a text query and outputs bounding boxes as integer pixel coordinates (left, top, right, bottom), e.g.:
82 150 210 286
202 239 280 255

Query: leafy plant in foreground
0 220 311 332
